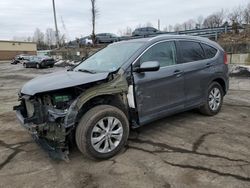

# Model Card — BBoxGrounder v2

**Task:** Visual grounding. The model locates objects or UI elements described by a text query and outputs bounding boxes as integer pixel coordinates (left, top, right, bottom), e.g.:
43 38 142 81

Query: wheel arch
75 93 129 126
210 77 227 95
63 73 129 129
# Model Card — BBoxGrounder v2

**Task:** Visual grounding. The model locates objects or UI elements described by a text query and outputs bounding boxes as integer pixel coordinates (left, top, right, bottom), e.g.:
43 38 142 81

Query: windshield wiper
77 69 96 74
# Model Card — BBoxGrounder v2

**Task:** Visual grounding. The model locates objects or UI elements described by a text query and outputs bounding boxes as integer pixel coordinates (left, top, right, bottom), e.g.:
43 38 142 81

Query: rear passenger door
176 40 215 108
133 41 185 125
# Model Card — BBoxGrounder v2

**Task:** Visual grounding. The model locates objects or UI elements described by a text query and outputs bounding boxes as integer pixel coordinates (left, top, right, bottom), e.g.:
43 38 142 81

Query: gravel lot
0 61 250 188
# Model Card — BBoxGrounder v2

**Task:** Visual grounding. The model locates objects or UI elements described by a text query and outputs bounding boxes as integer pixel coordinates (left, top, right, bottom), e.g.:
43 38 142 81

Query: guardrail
120 25 246 41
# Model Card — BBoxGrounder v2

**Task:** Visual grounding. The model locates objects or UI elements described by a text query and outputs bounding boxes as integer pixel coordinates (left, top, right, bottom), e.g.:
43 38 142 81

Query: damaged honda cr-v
14 35 229 160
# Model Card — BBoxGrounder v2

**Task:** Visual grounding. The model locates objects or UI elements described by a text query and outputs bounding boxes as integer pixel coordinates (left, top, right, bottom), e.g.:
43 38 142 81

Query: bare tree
12 36 32 42
182 22 188 30
146 22 153 27
118 26 132 36
33 28 45 49
136 24 142 29
174 24 182 32
163 26 168 32
197 15 204 29
203 9 225 28
243 2 250 24
168 25 173 32
227 6 244 24
182 19 196 30
26 36 32 42
90 0 99 44
59 33 66 46
45 28 56 49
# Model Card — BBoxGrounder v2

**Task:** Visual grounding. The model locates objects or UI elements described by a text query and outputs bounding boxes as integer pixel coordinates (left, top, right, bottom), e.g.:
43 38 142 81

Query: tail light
224 52 228 65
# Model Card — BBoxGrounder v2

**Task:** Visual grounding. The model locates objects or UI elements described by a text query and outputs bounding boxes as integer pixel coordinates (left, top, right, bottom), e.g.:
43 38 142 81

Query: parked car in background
11 54 30 64
83 36 93 46
96 33 119 43
23 56 55 69
14 35 228 160
132 27 161 37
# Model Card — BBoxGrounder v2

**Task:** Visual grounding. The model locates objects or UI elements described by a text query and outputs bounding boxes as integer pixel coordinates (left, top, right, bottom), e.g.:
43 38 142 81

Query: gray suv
96 33 119 43
14 35 229 160
132 27 161 37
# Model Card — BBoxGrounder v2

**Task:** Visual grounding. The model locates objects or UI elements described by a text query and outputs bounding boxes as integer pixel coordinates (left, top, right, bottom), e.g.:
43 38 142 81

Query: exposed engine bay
15 90 79 160
14 72 131 161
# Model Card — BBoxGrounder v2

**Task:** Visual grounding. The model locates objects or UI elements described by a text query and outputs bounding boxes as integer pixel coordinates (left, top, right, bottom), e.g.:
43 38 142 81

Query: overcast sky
0 0 248 41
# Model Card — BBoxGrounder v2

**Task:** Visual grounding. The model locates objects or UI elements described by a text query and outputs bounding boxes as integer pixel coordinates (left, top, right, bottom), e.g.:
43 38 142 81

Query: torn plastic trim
127 85 135 108
45 99 79 128
48 109 67 122
63 99 79 128
31 133 69 161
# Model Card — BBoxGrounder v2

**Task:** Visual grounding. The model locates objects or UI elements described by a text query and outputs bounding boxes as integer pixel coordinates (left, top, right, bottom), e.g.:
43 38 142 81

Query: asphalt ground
0 61 250 188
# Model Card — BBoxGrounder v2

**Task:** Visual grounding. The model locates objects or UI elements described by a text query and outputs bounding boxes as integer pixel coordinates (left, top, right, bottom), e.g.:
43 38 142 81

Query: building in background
0 40 37 61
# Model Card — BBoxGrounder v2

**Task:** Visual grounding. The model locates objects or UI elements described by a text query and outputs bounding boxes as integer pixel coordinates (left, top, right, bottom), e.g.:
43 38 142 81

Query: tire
23 63 27 68
49 65 54 68
199 82 224 116
76 105 129 160
36 63 40 69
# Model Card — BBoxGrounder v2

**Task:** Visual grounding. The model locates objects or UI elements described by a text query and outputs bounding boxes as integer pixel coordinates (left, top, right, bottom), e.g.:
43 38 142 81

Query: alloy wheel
91 116 123 153
208 87 221 111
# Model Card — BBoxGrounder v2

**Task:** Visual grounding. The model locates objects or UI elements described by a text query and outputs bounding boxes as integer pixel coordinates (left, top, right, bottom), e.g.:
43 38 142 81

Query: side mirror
134 61 160 73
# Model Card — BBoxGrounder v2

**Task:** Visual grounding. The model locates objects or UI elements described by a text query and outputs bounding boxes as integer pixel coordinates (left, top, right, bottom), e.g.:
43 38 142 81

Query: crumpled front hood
21 70 109 95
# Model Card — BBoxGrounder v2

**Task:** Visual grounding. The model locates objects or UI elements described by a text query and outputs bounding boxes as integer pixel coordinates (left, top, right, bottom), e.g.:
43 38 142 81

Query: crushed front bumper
14 105 70 161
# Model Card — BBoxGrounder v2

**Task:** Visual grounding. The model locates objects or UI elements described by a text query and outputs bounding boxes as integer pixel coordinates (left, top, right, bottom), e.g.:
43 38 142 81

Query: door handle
173 70 183 77
206 63 212 68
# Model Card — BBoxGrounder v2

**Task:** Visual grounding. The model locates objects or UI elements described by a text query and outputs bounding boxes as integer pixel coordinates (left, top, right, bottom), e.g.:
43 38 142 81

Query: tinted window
140 41 176 67
179 41 205 63
201 43 217 59
148 27 157 32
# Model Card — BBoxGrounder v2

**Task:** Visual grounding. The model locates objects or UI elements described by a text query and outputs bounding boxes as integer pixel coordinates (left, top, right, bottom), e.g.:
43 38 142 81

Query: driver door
133 41 185 125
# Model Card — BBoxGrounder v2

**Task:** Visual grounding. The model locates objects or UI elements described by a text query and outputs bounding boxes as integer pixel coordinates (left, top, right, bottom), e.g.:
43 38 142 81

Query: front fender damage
18 72 130 161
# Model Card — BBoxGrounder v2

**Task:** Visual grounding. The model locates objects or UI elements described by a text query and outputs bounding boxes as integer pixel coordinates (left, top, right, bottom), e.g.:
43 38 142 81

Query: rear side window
201 43 217 59
179 41 205 63
140 41 176 67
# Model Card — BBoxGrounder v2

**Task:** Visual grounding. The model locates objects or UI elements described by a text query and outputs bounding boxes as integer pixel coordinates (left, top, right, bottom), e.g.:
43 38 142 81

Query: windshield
74 42 143 73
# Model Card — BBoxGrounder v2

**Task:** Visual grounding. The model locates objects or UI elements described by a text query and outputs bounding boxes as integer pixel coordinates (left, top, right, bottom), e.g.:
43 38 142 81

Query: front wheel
76 105 129 160
200 82 224 116
36 63 40 69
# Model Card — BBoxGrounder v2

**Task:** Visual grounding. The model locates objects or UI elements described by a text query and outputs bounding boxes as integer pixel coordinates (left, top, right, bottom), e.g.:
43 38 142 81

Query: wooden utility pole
52 0 60 48
158 19 161 30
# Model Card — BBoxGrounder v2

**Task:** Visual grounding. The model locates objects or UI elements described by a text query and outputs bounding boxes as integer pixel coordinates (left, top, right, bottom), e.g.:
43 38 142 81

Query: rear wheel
200 82 224 116
76 105 129 160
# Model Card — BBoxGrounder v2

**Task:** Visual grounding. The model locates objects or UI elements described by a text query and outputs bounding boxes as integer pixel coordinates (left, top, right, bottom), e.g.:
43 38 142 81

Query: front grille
25 99 35 118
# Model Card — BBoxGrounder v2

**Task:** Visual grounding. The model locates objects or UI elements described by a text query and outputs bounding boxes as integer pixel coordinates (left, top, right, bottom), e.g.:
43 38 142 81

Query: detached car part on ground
14 35 229 160
23 56 55 69
11 54 31 64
